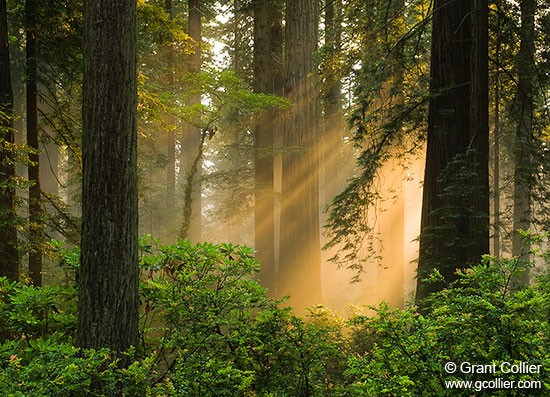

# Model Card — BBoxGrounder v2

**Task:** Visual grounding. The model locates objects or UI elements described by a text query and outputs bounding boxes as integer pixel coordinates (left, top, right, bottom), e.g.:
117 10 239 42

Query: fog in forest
6 0 547 316
129 104 426 313
321 151 425 312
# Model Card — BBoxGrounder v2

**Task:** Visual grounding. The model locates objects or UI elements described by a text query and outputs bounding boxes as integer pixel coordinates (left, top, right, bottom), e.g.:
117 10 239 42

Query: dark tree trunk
0 0 18 281
279 0 322 311
26 0 42 286
492 0 502 258
416 0 489 302
511 0 535 279
253 0 283 295
78 0 139 362
469 0 490 259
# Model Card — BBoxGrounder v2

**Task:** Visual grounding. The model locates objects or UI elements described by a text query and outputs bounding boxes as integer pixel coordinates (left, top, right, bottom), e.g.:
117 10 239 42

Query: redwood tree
26 0 43 286
416 0 489 302
253 0 283 294
0 0 18 281
279 0 322 310
78 0 139 359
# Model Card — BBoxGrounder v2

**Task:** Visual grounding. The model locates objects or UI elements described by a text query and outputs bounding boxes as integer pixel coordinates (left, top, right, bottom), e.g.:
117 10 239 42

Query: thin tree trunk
279 0 322 311
26 0 42 286
469 0 490 260
78 0 139 365
511 0 535 282
492 0 501 258
165 0 176 239
0 0 19 281
253 0 283 295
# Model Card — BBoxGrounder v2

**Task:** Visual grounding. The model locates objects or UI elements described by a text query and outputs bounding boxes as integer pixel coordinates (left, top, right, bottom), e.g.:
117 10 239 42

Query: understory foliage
0 237 548 396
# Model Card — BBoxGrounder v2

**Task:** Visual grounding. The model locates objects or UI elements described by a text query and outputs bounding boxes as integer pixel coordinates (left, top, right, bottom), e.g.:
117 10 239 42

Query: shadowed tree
78 0 139 363
416 0 489 302
511 0 536 283
0 0 18 281
26 0 43 286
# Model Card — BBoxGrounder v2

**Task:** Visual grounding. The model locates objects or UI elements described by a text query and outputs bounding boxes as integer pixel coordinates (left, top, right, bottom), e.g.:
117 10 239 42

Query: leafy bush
1 237 548 396
0 277 76 340
345 255 550 396
1 238 347 396
139 237 347 396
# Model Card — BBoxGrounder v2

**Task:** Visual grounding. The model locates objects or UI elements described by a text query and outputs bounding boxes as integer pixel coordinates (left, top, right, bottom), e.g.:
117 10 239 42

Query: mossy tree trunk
164 0 177 240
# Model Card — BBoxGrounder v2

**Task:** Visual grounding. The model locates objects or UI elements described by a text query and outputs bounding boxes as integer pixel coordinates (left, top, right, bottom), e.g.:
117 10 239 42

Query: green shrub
1 236 548 396
345 255 550 396
139 237 347 396
0 277 77 340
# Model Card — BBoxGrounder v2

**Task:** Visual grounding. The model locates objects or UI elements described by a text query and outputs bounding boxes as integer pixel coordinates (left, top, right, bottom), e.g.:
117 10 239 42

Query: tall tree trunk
279 0 322 311
0 0 19 281
181 0 202 241
469 0 489 256
78 0 139 363
26 0 42 286
253 0 283 295
511 0 535 281
416 0 489 302
163 0 177 241
321 0 343 207
492 0 502 258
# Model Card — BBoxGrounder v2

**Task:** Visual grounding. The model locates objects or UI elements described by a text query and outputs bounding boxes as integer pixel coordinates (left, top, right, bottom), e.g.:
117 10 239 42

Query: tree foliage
324 0 431 273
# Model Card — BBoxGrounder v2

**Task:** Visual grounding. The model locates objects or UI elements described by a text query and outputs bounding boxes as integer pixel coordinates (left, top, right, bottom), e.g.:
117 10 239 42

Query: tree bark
469 0 490 261
492 0 502 258
26 0 43 286
0 0 18 281
416 0 489 302
78 0 139 362
279 0 322 311
253 0 283 295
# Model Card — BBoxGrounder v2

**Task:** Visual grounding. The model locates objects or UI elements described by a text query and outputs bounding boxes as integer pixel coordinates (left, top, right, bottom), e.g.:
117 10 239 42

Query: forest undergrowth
0 234 548 396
